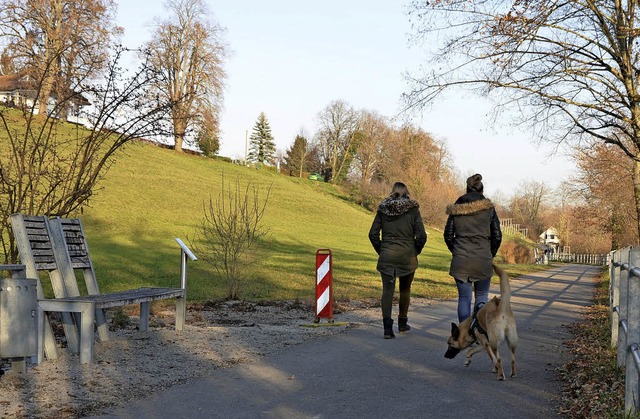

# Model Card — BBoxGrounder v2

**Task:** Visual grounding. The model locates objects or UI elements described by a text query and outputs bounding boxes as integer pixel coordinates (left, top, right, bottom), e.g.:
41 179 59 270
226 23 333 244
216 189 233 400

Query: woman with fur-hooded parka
369 182 427 339
444 174 502 323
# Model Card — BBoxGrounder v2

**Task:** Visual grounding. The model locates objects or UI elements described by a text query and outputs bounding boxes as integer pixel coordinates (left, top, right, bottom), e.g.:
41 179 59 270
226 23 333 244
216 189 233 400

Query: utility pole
244 129 248 164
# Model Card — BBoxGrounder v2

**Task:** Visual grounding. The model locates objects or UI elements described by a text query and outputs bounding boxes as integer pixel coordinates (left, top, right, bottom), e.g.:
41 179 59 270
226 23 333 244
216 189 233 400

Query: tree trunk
38 73 55 116
173 117 185 152
174 135 184 152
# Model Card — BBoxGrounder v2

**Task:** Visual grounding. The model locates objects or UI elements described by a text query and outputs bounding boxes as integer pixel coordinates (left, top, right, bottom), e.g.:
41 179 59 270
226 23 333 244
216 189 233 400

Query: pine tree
247 112 276 164
284 134 309 177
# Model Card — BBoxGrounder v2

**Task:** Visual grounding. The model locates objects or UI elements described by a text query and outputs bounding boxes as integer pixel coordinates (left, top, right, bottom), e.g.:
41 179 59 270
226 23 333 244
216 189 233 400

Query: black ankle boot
383 317 395 339
398 317 410 332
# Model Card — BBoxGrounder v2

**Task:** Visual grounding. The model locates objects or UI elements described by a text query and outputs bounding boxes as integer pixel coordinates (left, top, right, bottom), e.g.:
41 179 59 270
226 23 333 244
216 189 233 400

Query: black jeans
381 272 415 319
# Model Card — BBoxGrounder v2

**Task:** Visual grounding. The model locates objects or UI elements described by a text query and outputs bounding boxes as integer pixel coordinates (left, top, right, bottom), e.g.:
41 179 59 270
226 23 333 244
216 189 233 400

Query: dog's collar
469 302 487 341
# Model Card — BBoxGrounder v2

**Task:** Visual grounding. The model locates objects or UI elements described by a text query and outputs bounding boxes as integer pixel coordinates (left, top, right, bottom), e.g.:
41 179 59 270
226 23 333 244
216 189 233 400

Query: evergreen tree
248 112 276 164
284 134 309 177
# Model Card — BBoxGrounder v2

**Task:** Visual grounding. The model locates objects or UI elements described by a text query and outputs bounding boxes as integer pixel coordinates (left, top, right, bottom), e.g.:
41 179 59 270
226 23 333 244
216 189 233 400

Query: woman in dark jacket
444 174 502 323
369 182 427 339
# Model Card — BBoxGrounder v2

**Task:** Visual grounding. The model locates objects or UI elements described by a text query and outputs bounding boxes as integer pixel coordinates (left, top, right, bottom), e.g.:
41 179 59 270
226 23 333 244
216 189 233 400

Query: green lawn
25 140 546 304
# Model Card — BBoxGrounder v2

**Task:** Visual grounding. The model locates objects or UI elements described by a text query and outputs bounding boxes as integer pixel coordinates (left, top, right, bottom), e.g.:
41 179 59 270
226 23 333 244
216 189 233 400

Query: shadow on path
89 264 601 419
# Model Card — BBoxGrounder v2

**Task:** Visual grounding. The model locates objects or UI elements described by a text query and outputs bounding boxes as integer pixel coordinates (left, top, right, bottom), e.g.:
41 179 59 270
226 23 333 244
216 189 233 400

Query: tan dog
444 264 518 380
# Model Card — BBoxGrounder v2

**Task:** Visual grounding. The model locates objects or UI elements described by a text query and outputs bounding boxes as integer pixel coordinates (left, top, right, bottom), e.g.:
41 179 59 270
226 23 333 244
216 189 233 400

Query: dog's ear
450 322 460 339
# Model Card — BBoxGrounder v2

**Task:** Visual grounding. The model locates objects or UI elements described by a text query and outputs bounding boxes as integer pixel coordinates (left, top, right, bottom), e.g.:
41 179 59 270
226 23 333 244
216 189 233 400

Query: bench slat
50 288 185 309
26 234 51 242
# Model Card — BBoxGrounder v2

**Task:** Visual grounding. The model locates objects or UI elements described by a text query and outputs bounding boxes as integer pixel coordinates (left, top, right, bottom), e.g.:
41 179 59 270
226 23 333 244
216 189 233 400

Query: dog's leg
483 340 504 380
495 353 505 380
475 335 501 375
507 325 518 378
509 345 517 378
487 347 504 380
464 344 484 367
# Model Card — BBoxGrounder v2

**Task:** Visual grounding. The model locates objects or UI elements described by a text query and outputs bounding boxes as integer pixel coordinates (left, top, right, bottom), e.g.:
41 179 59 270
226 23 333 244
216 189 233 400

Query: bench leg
37 305 58 362
79 302 95 365
175 296 185 333
139 302 150 331
95 308 110 342
61 311 80 354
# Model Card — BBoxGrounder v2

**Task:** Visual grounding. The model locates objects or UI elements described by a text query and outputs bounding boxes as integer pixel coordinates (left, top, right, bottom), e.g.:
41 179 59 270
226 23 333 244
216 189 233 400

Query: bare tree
146 0 227 152
572 143 638 249
508 180 549 240
0 0 120 116
191 176 271 300
538 183 574 253
315 100 360 183
405 1 640 239
353 110 389 184
0 47 171 263
383 124 458 226
195 104 221 157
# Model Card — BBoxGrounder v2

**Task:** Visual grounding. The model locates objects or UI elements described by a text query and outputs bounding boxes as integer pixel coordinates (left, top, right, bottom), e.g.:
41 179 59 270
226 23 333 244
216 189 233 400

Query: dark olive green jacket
368 197 427 277
443 192 502 281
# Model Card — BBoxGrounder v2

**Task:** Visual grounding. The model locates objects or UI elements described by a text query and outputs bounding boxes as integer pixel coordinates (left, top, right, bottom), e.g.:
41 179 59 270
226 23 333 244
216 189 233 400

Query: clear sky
116 0 575 197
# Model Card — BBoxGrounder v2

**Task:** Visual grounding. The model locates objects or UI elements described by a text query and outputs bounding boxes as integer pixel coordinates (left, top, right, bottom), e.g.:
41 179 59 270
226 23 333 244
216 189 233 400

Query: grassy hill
48 140 542 304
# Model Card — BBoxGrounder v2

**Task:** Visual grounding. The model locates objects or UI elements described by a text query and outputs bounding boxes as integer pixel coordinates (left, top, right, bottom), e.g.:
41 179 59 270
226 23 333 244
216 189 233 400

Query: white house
0 73 90 123
539 227 560 253
0 73 36 108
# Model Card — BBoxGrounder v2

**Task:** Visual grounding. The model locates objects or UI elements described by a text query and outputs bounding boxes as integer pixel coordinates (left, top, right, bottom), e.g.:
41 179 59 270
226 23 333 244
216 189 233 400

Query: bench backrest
47 216 101 296
10 214 57 275
10 213 82 355
55 218 92 270
10 213 101 297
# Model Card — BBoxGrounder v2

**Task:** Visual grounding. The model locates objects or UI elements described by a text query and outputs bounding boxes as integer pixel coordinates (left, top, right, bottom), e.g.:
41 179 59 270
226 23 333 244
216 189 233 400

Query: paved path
89 264 600 419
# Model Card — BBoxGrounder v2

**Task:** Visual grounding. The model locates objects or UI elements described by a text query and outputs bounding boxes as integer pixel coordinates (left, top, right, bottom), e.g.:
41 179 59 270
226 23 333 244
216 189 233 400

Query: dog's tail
493 264 511 313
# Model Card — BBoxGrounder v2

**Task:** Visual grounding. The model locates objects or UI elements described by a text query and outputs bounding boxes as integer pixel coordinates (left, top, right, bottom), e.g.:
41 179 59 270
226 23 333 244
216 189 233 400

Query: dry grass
558 272 633 418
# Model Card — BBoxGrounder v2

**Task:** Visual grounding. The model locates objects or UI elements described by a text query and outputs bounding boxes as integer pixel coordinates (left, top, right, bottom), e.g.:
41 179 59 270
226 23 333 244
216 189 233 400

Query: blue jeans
455 278 491 323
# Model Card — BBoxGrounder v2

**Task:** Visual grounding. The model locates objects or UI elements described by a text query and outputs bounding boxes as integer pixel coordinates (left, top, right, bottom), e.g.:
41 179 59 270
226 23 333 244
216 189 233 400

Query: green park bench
9 213 196 364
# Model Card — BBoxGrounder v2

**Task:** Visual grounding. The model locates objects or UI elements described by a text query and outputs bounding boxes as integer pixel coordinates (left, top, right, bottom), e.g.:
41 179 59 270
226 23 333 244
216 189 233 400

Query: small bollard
314 249 334 324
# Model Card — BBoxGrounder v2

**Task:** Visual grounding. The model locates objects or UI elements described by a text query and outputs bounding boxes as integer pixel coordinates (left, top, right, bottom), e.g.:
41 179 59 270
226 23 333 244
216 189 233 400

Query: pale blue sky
116 0 574 196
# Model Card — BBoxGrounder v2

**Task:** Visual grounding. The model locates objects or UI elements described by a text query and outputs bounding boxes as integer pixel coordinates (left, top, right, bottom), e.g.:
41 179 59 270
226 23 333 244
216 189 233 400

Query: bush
348 181 387 212
215 155 232 163
191 175 271 300
500 237 534 264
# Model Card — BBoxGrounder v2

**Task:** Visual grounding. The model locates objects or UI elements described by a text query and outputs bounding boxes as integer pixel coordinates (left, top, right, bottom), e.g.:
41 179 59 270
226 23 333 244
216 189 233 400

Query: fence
548 252 609 265
610 246 640 413
500 218 528 238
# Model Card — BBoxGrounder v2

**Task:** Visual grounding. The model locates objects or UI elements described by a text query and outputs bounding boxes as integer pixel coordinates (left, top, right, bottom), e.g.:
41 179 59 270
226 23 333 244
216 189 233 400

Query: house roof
0 73 34 91
0 73 90 106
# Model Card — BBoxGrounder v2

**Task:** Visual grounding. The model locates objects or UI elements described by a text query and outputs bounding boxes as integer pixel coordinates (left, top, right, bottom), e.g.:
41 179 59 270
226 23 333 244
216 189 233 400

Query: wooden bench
10 213 197 364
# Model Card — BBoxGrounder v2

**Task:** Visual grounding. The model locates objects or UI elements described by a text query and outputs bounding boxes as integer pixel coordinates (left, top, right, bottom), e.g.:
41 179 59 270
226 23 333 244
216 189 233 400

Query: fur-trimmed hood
446 198 495 216
378 196 420 217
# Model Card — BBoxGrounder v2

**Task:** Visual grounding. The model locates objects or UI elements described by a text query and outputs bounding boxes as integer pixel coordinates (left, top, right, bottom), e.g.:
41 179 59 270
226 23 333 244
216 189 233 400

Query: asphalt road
89 264 600 419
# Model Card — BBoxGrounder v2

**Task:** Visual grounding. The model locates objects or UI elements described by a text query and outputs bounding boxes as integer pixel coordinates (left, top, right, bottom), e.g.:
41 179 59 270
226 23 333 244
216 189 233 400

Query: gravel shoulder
0 298 388 418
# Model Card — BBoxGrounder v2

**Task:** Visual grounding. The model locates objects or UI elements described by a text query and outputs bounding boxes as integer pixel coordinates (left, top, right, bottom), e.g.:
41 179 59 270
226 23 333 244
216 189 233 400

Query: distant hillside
78 141 456 302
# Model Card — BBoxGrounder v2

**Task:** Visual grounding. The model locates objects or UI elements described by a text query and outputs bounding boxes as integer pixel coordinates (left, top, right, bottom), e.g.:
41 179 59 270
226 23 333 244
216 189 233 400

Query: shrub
215 155 232 163
500 237 534 264
191 175 272 300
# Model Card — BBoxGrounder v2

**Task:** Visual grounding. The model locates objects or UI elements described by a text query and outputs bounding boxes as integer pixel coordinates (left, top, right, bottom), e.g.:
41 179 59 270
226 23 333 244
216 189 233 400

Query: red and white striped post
314 249 333 323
